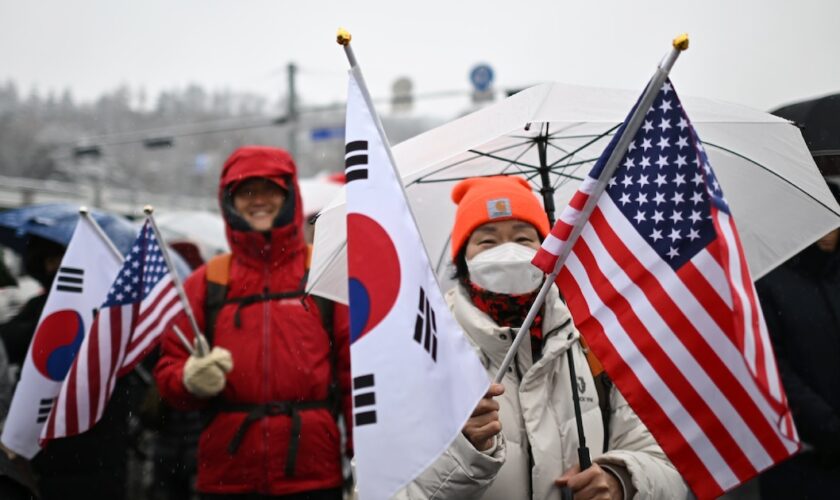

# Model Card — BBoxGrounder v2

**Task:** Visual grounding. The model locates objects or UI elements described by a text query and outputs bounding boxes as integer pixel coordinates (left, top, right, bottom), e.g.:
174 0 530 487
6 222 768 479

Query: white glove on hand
182 336 233 399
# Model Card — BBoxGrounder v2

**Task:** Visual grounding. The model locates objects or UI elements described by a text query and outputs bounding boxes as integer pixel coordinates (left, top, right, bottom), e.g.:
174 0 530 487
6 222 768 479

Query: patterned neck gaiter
462 278 545 360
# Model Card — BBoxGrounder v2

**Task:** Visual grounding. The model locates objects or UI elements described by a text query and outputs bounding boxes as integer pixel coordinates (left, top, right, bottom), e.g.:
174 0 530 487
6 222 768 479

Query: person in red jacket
154 146 352 499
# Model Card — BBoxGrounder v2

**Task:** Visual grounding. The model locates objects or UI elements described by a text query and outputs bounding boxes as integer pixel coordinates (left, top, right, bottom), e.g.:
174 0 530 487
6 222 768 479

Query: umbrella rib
525 169 586 184
405 139 539 186
508 132 610 141
508 121 609 142
435 233 453 276
415 171 542 185
704 141 840 217
550 164 589 190
547 123 622 169
466 149 540 171
499 142 539 177
304 239 348 296
546 140 575 156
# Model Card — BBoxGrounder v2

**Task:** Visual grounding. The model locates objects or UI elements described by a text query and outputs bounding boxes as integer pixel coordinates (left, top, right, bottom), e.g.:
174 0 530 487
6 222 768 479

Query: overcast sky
2 0 838 115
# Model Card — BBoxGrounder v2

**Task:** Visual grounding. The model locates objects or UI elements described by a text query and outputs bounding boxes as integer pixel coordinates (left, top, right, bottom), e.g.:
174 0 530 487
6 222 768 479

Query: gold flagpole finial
143 205 155 215
672 33 689 51
337 28 352 46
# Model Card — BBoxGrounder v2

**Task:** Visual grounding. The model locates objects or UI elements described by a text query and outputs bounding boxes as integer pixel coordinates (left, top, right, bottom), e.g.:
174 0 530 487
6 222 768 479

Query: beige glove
182 336 233 398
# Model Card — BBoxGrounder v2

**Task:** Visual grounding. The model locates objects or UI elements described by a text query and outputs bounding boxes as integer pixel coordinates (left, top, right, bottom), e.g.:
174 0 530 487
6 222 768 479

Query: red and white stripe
533 189 799 499
41 276 182 442
121 277 182 373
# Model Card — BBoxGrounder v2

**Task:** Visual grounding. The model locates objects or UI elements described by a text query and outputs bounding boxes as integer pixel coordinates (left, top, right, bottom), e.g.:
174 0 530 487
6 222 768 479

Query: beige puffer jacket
394 284 688 500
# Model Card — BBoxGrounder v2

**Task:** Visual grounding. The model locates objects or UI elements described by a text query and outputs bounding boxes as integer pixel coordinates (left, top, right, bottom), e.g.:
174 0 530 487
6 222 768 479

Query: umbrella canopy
772 92 840 158
309 81 840 303
0 203 193 279
299 175 346 217
772 92 840 177
155 210 229 261
0 203 138 255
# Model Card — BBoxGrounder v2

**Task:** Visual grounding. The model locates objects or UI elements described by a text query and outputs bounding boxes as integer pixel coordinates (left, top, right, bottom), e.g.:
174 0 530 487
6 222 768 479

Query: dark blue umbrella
0 203 191 278
0 204 136 255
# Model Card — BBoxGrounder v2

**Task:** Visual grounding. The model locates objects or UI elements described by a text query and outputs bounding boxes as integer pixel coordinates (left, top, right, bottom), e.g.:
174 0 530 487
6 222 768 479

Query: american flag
532 79 799 499
41 220 183 442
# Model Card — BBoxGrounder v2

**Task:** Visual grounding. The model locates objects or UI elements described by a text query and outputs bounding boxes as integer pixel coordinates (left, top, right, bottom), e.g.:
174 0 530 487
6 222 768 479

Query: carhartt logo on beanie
450 176 550 259
486 198 512 219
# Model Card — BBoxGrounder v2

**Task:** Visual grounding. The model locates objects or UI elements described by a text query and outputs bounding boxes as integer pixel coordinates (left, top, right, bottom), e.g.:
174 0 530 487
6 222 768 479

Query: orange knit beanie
450 176 550 259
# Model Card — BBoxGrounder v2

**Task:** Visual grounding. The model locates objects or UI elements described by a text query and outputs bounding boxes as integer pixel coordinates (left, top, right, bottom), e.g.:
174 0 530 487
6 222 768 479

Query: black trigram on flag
56 267 84 293
344 140 368 183
37 397 55 424
413 287 438 362
353 373 377 427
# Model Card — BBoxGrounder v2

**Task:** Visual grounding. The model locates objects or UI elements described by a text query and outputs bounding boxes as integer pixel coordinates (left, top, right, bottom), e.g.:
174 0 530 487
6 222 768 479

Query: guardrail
0 175 217 215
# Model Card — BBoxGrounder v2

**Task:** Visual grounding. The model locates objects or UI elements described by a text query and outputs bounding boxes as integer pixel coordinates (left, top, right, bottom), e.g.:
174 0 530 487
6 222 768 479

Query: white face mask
466 242 544 295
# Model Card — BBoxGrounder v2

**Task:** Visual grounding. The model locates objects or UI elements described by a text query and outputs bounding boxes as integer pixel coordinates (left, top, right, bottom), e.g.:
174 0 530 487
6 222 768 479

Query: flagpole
336 29 449 294
172 324 196 356
494 34 690 470
495 33 689 379
79 207 124 263
144 206 207 356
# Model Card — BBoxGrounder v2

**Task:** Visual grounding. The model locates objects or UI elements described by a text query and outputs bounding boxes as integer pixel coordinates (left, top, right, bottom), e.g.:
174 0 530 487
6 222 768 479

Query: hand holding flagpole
144 205 206 356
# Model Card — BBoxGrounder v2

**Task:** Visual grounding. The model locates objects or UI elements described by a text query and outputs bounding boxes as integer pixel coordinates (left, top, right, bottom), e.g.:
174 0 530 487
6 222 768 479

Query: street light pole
287 62 298 159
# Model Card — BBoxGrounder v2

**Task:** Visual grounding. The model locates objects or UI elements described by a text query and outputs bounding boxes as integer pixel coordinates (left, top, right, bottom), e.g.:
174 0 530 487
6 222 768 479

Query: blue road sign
311 126 345 142
470 64 495 92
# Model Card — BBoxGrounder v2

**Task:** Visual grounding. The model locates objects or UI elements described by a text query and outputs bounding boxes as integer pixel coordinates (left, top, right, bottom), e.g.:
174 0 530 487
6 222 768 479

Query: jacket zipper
261 247 271 492
508 328 534 498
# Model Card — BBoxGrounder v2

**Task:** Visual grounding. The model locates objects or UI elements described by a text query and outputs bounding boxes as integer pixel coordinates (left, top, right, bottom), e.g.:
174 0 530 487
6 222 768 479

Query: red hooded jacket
154 146 351 495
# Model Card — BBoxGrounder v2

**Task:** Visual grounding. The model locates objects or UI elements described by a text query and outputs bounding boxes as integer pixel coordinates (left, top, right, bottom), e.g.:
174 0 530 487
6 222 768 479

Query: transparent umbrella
308 81 840 303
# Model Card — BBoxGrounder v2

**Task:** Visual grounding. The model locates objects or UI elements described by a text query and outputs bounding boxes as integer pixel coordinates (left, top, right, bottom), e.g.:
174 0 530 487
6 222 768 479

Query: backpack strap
312 295 341 416
204 253 232 345
580 336 612 452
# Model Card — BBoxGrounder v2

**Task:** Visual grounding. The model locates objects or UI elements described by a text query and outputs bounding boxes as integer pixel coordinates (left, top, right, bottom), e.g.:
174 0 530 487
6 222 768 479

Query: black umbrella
773 93 840 175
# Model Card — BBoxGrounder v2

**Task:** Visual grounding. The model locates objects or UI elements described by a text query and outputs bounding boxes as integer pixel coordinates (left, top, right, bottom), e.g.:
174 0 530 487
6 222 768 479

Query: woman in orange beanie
395 176 686 500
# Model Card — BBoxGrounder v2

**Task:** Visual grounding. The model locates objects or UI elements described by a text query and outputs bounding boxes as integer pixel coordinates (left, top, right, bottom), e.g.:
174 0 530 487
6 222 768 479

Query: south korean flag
344 69 490 499
2 215 122 458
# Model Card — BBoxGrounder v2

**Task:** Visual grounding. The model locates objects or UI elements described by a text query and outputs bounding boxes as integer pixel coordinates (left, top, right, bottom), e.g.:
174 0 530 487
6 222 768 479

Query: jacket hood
218 145 305 267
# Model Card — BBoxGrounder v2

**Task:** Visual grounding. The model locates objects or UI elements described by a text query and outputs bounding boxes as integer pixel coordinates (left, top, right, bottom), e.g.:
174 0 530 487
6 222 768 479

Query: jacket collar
448 283 578 380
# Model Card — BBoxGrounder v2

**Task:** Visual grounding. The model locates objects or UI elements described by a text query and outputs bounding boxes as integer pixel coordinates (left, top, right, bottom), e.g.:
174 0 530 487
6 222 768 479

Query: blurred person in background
0 234 136 499
0 236 65 370
0 292 32 499
755 180 840 498
154 146 352 499
0 249 41 327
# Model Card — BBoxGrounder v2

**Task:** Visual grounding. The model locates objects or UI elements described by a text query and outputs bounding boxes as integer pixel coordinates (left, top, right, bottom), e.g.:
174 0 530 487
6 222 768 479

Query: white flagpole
81 206 196 358
143 206 206 356
494 34 690 384
336 29 447 294
79 207 124 263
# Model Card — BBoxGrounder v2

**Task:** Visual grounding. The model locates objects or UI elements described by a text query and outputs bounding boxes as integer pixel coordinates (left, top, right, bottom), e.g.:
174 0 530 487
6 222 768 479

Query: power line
67 87 475 155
